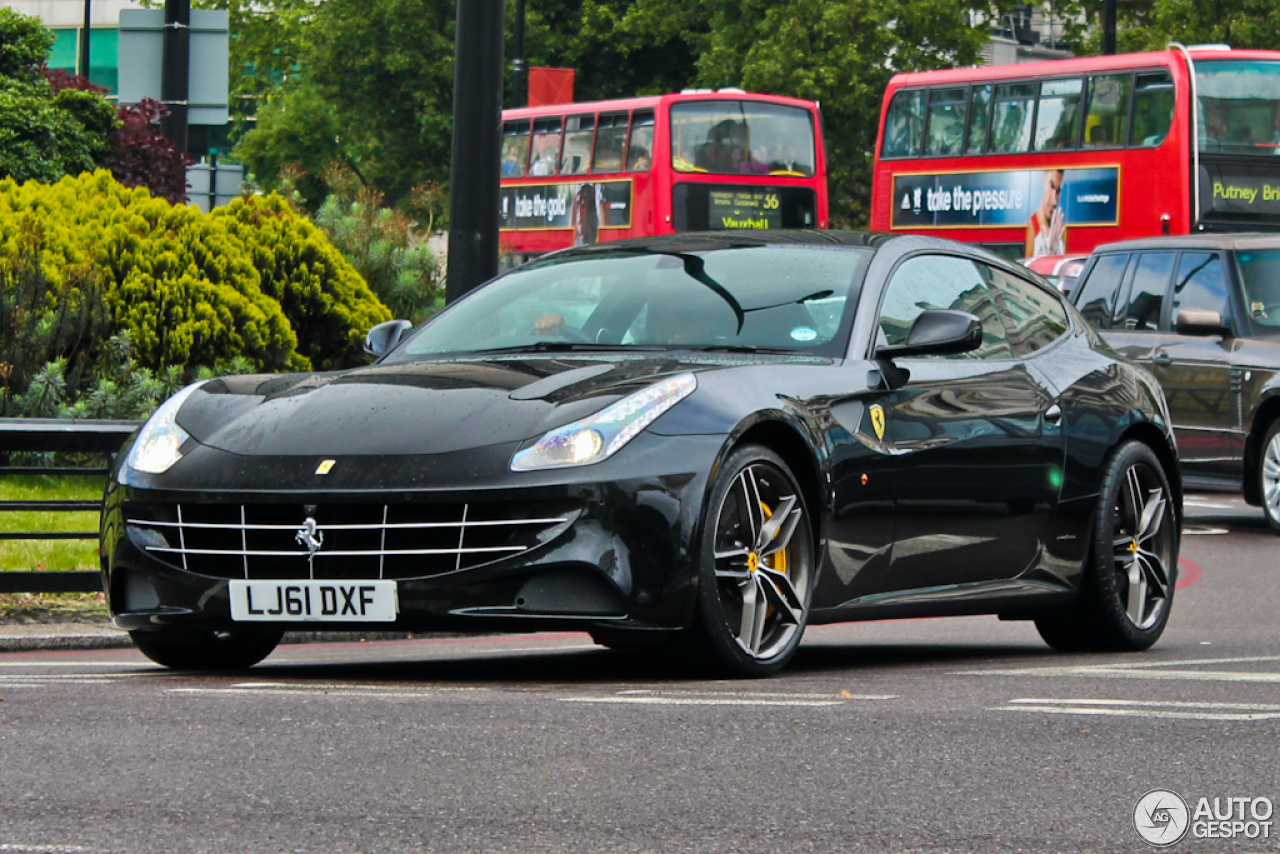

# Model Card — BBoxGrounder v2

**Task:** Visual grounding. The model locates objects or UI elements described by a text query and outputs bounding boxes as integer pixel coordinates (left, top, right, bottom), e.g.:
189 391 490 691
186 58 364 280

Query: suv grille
125 501 577 581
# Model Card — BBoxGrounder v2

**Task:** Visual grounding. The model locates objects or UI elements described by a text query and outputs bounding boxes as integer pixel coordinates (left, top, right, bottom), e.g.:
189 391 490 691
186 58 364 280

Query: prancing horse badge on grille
295 517 324 555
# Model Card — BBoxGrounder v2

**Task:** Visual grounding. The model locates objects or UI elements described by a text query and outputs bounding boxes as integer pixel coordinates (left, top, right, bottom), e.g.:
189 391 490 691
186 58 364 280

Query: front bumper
102 432 725 636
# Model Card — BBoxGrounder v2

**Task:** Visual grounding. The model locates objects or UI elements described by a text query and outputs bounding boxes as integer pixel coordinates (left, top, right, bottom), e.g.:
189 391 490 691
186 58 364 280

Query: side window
1132 71 1174 146
593 112 628 174
626 110 654 171
925 88 968 156
1121 252 1177 331
1034 78 1084 151
1173 252 1231 322
982 265 1070 355
990 82 1036 154
529 117 563 176
561 114 594 176
878 255 1013 359
1074 254 1130 330
1084 74 1130 147
882 89 925 157
501 120 531 178
966 84 992 154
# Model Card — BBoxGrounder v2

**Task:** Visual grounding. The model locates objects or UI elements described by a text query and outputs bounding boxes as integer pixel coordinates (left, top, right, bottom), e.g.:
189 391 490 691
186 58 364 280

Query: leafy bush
0 171 392 414
312 167 445 323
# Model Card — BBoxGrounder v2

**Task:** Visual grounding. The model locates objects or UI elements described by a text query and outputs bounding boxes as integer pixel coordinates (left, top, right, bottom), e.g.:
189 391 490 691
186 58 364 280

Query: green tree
0 8 119 184
234 0 456 209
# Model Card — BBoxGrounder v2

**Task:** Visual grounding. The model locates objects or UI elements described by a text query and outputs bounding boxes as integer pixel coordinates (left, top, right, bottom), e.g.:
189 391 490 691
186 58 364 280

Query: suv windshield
389 246 870 359
1237 249 1280 328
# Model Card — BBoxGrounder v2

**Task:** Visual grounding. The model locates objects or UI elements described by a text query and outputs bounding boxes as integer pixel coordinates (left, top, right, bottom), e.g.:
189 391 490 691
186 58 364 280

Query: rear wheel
1035 441 1178 652
1258 420 1280 533
129 628 283 670
691 445 814 677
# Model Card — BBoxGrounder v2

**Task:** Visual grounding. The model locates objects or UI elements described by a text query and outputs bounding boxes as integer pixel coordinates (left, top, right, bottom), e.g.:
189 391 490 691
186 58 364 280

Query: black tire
129 628 283 670
1035 440 1179 652
688 444 815 677
1258 419 1280 533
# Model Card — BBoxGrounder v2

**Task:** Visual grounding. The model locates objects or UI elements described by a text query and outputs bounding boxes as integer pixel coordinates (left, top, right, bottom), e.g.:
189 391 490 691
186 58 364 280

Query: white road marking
0 845 95 853
1183 498 1234 508
1010 697 1280 711
1182 525 1229 535
959 655 1280 684
166 686 483 699
562 696 845 707
998 705 1280 722
615 688 897 700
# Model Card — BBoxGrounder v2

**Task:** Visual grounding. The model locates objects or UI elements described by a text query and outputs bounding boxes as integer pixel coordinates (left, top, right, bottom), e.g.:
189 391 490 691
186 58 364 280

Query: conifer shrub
0 171 391 415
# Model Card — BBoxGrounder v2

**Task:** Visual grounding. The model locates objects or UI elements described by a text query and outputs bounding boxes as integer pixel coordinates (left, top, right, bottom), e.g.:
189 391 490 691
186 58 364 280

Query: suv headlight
511 373 697 471
125 381 206 475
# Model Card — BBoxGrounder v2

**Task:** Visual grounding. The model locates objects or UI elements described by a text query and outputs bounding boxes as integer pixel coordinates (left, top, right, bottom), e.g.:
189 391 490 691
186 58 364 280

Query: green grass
0 473 105 573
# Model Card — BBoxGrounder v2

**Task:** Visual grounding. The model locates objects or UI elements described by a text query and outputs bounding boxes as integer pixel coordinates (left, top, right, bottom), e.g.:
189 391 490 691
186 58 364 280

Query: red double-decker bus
500 90 828 260
869 46 1280 261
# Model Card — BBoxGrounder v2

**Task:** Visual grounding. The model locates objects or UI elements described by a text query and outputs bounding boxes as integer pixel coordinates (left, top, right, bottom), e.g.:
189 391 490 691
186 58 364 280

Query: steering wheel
552 324 591 343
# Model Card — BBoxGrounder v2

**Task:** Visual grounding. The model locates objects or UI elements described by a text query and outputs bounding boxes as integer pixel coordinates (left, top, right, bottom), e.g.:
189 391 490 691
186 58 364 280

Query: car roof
549 230 903 260
1091 233 1280 254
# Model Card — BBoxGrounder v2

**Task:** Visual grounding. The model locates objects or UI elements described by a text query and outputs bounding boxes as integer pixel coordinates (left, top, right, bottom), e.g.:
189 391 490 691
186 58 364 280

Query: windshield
389 246 870 359
1236 249 1280 329
1197 60 1280 155
670 101 816 176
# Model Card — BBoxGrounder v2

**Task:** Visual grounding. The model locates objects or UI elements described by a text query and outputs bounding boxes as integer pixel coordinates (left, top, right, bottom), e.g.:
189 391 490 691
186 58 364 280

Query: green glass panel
88 29 118 95
47 29 78 72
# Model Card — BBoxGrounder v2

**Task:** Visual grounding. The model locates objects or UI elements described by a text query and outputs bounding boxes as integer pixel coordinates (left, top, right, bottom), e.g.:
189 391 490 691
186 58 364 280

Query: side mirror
875 310 983 359
364 319 413 357
1175 308 1229 337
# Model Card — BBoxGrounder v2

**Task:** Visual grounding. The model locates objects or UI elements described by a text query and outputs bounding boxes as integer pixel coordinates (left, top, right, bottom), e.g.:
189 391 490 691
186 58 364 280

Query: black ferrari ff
101 231 1182 676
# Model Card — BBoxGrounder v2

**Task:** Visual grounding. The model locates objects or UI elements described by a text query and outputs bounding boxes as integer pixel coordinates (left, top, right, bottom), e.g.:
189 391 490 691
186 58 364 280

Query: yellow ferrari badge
870 404 886 441
315 459 336 475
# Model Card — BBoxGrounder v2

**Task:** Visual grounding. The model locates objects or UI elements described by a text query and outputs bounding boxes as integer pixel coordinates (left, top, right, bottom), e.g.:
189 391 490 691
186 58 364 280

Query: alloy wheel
1111 461 1175 630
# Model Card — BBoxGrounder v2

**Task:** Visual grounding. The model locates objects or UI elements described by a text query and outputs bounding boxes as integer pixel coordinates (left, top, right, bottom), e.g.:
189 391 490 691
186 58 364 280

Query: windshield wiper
685 344 796 354
472 341 664 354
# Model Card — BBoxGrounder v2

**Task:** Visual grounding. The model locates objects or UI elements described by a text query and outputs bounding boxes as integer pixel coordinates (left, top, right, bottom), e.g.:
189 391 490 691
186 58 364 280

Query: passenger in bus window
1026 169 1067 258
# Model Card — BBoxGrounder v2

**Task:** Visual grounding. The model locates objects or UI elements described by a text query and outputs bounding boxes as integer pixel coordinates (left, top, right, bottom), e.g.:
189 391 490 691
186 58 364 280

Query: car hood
173 356 714 457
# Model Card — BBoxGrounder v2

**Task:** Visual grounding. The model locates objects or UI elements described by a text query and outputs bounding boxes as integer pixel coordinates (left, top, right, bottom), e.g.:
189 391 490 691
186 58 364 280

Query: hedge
0 170 391 374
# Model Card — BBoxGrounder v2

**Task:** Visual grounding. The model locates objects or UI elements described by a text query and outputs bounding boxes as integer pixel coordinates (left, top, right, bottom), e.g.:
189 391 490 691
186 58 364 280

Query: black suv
1072 233 1280 530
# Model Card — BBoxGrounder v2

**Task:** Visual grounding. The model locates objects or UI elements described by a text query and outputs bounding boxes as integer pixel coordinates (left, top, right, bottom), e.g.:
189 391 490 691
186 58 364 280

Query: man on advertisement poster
571 183 602 245
1026 169 1067 258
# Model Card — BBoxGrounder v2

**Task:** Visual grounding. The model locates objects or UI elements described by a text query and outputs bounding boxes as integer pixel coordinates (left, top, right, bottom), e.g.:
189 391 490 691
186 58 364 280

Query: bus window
501 120 531 178
561 115 594 176
1034 78 1083 151
593 113 628 174
925 88 968 156
529 116 563 177
966 84 992 153
883 89 925 157
1132 71 1174 147
990 82 1036 153
1084 74 1130 147
627 110 654 171
1196 60 1280 153
670 100 815 175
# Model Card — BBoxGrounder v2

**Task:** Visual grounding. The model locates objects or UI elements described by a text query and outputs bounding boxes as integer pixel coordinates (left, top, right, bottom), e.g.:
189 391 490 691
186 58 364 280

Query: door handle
1152 351 1173 366
1044 404 1062 425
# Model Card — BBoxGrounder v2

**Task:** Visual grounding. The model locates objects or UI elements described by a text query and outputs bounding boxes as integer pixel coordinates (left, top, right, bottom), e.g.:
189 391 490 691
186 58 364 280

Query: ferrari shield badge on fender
870 404 886 441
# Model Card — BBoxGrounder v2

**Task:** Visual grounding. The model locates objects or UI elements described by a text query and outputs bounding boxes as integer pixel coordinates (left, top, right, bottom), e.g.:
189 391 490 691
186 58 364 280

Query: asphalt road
0 494 1276 854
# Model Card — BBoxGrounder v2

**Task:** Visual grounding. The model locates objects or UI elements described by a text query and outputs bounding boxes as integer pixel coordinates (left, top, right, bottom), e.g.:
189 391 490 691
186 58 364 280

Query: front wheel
129 628 283 670
690 445 814 677
1035 440 1179 652
1258 420 1280 533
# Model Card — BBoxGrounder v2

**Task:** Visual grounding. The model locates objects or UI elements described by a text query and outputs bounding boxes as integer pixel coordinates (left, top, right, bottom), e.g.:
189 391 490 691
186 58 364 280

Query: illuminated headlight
124 382 206 475
511 373 697 471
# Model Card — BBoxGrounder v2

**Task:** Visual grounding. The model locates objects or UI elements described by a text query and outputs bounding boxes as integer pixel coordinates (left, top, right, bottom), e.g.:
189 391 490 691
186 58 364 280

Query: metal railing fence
0 419 141 594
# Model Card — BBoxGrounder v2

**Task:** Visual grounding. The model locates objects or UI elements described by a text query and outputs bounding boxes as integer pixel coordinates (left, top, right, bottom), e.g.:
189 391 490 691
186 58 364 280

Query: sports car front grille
124 501 577 581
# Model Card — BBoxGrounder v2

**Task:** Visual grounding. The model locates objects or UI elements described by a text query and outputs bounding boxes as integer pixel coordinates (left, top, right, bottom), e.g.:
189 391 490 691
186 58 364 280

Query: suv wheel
1261 420 1280 533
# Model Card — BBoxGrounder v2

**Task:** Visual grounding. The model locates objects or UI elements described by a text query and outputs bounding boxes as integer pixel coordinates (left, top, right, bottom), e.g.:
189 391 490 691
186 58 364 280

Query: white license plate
229 580 398 622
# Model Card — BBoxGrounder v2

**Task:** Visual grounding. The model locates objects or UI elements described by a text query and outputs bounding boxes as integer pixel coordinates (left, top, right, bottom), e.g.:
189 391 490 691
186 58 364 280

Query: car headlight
125 381 206 475
511 373 697 471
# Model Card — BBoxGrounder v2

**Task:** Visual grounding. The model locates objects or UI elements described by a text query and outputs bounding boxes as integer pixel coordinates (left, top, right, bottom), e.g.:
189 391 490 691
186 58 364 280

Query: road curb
0 628 419 654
